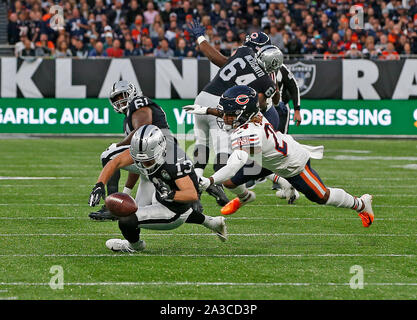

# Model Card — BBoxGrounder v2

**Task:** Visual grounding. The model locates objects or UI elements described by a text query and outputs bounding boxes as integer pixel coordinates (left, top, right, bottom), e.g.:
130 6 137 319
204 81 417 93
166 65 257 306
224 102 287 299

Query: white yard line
0 233 414 237
0 282 415 287
0 253 414 258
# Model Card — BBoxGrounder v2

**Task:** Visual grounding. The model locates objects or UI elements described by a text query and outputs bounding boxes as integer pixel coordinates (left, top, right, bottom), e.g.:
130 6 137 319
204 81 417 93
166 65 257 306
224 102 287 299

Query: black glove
89 182 105 207
157 184 176 202
188 19 205 38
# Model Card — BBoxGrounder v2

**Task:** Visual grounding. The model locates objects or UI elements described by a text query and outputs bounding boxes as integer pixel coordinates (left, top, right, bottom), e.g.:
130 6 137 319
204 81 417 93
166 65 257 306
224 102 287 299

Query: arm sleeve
282 65 301 110
211 149 248 184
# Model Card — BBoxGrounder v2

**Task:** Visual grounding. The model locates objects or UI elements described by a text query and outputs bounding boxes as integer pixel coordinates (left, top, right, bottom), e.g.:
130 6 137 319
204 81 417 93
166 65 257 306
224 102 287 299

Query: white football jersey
230 115 310 177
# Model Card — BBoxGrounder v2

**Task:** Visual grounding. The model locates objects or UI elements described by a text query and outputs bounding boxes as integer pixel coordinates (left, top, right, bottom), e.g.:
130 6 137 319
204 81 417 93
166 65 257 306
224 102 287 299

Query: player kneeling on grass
88 125 227 253
199 85 374 227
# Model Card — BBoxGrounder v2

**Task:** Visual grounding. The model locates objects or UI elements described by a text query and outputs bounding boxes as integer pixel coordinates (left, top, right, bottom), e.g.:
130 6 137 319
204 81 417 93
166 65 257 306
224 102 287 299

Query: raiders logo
287 62 316 96
161 170 171 180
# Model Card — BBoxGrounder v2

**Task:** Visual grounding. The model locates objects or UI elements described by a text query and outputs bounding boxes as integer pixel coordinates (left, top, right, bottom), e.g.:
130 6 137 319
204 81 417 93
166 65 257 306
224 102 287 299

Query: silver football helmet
109 80 140 113
130 125 167 176
255 45 284 73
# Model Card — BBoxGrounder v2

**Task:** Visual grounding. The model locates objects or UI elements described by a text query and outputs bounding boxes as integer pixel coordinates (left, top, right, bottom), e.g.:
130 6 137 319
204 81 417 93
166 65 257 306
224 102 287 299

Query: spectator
88 41 108 57
165 20 178 43
269 24 284 51
93 0 107 23
86 33 98 52
210 1 222 26
154 38 174 58
108 0 127 26
106 39 124 57
174 37 192 57
223 30 238 55
381 42 400 60
67 8 89 40
103 31 113 50
375 34 389 52
35 33 54 57
141 36 155 56
7 0 417 59
126 0 142 26
72 38 89 58
176 0 193 25
8 13 20 45
19 38 36 60
15 34 34 56
144 1 158 25
54 40 72 58
130 14 147 44
160 1 174 25
124 40 143 56
345 43 363 59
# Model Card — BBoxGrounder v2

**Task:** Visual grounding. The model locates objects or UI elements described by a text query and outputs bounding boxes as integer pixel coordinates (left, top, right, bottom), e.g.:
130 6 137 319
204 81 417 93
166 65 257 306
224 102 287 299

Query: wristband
122 187 132 196
294 106 301 111
197 35 206 45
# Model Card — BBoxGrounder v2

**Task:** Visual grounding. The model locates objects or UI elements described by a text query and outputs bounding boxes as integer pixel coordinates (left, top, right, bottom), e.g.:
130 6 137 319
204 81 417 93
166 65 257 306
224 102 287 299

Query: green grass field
0 137 416 300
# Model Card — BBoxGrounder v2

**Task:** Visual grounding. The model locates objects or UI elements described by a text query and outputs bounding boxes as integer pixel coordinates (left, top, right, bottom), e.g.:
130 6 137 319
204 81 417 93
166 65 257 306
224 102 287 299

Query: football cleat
89 205 118 221
212 216 228 242
276 187 300 204
206 183 230 206
246 178 267 190
221 191 256 215
105 239 146 253
271 183 280 190
358 194 374 227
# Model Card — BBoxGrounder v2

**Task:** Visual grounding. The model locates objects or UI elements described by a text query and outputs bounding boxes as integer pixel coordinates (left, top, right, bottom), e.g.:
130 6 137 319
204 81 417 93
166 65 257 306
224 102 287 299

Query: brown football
105 192 138 217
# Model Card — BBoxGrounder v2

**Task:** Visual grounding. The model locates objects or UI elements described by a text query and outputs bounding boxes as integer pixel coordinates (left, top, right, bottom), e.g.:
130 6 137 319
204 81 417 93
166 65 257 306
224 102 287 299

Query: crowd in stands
7 0 417 60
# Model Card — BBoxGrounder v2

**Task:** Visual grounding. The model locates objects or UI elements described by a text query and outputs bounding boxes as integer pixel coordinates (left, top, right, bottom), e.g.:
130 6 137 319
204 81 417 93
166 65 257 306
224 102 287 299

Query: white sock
202 215 217 230
229 184 248 198
194 168 204 178
326 188 363 211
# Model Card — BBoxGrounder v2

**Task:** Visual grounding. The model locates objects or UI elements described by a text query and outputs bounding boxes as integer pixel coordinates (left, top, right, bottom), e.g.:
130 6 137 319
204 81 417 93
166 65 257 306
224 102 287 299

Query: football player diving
184 44 305 212
198 85 374 228
188 20 303 192
89 80 228 221
88 125 228 253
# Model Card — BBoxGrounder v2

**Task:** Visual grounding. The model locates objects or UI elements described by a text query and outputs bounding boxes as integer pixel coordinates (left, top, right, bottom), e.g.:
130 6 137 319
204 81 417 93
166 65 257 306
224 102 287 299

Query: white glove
183 104 208 115
198 176 211 191
106 143 117 151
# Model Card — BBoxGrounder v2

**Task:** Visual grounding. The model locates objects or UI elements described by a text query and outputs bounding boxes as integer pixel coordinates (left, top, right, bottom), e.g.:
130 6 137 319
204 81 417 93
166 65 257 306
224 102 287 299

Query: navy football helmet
244 32 271 52
217 85 259 131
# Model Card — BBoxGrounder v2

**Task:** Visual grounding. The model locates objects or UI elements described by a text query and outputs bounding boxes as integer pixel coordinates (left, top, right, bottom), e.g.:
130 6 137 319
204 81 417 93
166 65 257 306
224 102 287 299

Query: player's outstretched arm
200 150 249 190
97 149 134 185
188 19 228 67
183 104 222 117
89 150 134 206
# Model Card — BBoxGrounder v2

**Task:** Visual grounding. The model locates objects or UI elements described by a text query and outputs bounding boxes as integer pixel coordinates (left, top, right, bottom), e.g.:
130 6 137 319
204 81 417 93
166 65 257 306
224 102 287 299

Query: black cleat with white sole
89 205 118 221
206 184 229 206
